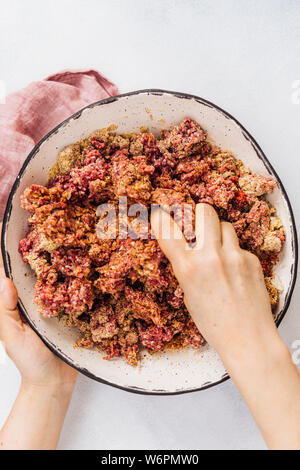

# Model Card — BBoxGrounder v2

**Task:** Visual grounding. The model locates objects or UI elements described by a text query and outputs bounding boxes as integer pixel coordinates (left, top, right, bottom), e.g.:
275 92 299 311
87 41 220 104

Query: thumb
151 208 187 275
0 278 22 340
0 278 19 311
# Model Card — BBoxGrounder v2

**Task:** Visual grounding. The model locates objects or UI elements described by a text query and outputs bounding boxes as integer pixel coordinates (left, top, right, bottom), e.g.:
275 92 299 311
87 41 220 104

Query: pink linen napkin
0 69 118 219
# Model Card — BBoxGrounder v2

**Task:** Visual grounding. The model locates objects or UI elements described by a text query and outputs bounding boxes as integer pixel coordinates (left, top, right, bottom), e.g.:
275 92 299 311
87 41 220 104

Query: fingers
194 203 221 250
1 278 18 311
221 221 240 250
151 208 187 272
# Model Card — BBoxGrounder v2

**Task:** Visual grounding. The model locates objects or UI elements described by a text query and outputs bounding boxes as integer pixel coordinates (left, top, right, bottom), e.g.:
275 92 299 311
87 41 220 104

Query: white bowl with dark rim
1 90 298 395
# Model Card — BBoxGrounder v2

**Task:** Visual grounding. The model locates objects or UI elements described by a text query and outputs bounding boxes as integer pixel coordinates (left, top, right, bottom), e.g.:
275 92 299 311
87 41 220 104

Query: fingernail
0 278 5 292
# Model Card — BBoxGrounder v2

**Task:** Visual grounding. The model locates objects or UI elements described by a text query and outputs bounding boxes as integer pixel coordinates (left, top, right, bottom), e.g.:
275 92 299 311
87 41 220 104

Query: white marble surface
0 0 300 450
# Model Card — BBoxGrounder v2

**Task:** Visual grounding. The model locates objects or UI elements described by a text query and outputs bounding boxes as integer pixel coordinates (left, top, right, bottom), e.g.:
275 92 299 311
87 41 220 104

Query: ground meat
261 232 283 253
19 118 284 366
51 248 91 278
239 173 277 197
110 149 153 201
265 277 279 308
159 118 206 159
90 306 119 342
47 143 83 181
137 323 178 351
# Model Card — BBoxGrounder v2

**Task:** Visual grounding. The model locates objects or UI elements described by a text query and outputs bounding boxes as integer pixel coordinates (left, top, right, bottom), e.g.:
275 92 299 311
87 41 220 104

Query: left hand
0 276 78 388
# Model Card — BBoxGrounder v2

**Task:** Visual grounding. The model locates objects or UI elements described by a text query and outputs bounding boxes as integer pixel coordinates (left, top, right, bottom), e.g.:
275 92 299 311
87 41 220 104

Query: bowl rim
1 88 298 395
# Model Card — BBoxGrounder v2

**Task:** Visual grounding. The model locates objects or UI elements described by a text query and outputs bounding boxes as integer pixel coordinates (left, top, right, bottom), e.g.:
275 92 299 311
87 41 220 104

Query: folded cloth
0 69 118 219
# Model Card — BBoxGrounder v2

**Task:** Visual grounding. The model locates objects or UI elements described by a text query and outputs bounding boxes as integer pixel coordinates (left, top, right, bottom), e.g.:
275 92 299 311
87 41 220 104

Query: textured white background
0 0 300 450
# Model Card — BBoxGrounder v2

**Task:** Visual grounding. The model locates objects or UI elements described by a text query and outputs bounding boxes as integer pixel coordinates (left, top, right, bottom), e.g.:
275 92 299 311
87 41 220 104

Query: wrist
21 376 76 398
220 326 290 376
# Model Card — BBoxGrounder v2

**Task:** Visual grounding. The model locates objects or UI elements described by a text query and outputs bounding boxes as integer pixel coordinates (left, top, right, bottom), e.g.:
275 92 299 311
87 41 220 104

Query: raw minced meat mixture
19 118 285 366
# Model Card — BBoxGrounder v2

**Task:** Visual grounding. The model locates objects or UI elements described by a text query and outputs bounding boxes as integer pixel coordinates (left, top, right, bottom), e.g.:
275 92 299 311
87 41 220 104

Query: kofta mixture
19 118 285 365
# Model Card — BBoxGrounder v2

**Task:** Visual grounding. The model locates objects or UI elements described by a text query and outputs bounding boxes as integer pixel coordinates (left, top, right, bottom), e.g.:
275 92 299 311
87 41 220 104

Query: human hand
151 203 279 362
152 204 300 450
0 225 77 449
0 277 78 389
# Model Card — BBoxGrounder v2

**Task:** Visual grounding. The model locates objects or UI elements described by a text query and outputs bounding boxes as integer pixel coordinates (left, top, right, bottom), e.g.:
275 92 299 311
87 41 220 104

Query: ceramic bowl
1 90 298 394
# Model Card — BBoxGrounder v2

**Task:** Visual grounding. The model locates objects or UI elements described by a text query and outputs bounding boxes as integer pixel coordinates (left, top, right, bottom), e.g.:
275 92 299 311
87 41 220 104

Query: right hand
151 203 279 361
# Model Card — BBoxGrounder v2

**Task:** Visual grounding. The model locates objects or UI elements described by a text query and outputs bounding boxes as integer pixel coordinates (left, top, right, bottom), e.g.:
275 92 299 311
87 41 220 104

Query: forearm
221 330 300 450
0 380 75 450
